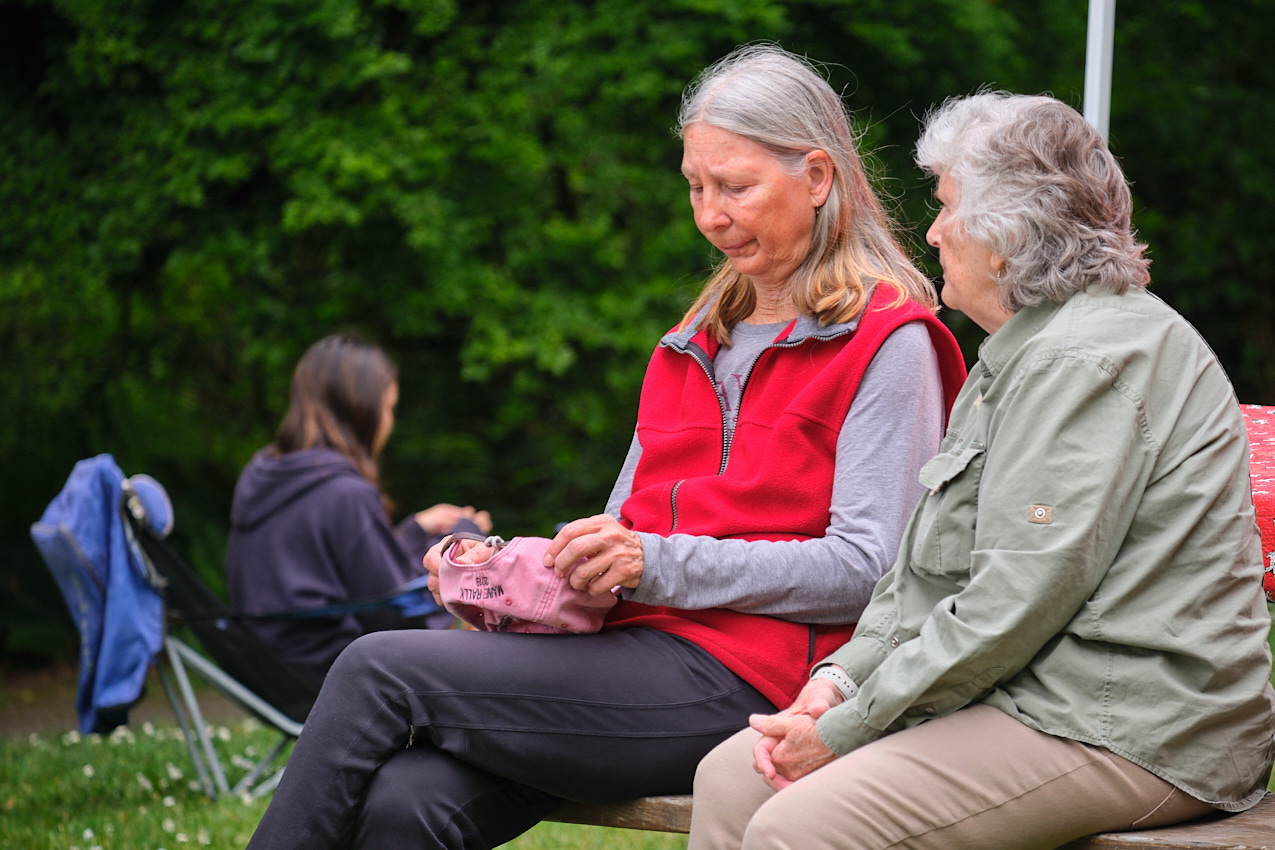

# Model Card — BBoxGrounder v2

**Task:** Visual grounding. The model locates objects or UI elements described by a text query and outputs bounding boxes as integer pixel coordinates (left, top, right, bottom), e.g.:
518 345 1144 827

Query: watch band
810 665 859 700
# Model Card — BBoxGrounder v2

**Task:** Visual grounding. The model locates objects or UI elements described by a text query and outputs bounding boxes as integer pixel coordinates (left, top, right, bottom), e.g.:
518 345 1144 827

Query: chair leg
162 636 230 797
250 764 286 798
230 735 291 798
155 656 218 799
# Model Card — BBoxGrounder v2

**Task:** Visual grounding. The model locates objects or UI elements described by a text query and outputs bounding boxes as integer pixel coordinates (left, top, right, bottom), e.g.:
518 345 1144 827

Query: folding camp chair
32 454 443 799
122 488 319 799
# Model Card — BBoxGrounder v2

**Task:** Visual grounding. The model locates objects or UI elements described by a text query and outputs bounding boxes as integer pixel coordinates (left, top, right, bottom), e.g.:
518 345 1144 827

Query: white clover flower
83 828 95 839
63 730 81 745
243 718 260 734
230 754 252 770
244 744 257 757
162 795 176 807
87 733 102 745
143 721 156 736
82 765 95 778
137 772 155 792
165 763 183 780
197 828 211 845
176 834 188 843
187 780 200 792
162 817 176 833
238 791 254 806
217 726 231 742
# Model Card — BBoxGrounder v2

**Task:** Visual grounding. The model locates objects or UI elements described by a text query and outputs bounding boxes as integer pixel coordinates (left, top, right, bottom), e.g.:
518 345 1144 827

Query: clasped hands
423 513 644 605
751 676 844 791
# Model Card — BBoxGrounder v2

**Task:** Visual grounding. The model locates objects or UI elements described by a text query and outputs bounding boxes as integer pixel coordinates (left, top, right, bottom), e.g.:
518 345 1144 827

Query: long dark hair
272 334 397 505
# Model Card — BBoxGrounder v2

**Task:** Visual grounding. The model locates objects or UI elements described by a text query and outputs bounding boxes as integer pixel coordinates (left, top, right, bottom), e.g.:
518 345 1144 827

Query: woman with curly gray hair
689 91 1275 850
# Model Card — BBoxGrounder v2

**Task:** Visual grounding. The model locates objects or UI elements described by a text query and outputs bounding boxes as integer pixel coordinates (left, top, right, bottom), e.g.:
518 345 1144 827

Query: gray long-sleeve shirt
605 321 946 624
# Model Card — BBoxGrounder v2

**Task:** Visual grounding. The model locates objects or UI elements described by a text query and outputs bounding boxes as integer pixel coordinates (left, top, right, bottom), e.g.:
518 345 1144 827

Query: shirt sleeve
604 432 641 521
392 514 482 567
327 482 424 632
814 353 1155 754
623 323 947 624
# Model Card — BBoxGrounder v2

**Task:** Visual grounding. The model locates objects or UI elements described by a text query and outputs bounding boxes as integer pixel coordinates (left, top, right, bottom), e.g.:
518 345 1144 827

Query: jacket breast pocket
909 443 985 577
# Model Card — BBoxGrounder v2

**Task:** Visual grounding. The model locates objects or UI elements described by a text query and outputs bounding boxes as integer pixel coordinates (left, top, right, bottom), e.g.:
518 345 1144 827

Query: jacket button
924 707 935 716
890 636 899 647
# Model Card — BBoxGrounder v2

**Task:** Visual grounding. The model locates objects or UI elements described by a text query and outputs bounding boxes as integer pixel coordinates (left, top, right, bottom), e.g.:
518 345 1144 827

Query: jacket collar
976 297 1064 377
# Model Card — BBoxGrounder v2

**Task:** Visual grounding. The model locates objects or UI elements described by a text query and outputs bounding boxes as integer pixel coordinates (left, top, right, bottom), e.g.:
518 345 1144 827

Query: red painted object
1240 404 1275 603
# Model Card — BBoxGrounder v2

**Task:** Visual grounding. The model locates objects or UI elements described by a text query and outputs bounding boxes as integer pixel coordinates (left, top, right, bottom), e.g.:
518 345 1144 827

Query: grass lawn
0 716 687 849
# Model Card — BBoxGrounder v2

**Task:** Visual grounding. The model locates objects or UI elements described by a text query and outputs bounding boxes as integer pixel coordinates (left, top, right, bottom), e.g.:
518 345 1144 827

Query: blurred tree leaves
2 0 1270 661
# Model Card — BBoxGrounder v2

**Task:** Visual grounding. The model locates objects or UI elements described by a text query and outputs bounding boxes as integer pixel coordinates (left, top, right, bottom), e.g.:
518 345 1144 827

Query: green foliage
1108 0 1275 403
2 0 1270 661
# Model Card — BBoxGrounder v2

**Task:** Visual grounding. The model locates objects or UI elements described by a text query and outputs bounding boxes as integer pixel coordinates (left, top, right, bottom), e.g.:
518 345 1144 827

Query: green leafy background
3 0 1272 662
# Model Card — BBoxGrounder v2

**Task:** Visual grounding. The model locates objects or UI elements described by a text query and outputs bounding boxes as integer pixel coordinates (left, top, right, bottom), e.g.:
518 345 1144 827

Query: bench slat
1062 792 1274 849
549 795 692 833
549 792 1274 848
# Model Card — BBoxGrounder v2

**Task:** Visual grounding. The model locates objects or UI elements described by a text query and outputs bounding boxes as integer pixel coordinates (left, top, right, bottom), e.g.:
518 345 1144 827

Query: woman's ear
806 149 834 208
991 253 1007 276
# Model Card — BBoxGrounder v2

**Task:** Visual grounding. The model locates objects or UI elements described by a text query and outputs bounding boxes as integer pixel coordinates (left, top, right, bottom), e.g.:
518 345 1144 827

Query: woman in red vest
247 44 967 849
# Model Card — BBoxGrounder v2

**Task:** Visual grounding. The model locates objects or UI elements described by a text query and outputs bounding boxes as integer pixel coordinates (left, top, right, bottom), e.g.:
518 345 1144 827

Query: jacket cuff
815 697 885 757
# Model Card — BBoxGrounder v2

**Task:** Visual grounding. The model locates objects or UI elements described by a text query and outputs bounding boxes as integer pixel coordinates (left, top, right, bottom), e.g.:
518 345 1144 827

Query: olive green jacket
815 286 1275 810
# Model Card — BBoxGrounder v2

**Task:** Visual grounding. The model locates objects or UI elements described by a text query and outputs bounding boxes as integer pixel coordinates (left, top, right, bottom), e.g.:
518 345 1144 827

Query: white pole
1083 0 1117 141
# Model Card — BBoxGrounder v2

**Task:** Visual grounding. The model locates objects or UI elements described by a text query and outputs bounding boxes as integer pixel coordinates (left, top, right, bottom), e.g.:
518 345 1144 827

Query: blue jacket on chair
31 454 166 734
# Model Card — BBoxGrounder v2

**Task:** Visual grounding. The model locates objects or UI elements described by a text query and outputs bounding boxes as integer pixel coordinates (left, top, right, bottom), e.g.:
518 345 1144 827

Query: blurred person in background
225 333 491 689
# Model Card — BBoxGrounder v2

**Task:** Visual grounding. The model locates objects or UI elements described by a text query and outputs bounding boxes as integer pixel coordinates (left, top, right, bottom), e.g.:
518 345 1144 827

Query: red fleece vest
605 290 966 708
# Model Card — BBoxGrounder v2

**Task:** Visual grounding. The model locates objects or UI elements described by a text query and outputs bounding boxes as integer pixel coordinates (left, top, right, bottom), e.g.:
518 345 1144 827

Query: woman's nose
926 220 941 249
695 193 730 232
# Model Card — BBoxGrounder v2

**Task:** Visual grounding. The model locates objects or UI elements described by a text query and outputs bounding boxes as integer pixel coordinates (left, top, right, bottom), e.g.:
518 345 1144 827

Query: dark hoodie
225 447 467 688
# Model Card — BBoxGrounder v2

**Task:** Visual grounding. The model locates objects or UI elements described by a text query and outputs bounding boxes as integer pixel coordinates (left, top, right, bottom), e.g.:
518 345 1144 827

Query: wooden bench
550 791 1275 848
547 405 1275 848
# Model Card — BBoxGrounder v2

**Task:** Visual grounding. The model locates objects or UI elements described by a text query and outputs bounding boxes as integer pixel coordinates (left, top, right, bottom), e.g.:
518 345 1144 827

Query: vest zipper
669 481 681 532
684 340 730 472
672 324 855 526
719 326 854 472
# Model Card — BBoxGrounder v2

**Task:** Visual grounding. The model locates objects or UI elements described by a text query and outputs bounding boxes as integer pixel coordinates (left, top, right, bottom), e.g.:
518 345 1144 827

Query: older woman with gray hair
689 92 1275 850
246 44 967 849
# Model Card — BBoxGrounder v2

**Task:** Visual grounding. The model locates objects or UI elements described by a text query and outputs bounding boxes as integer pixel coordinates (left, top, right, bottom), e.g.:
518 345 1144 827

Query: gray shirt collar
661 307 864 352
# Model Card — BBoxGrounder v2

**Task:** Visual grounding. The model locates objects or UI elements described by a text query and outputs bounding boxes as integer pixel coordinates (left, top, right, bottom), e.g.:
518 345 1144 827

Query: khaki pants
689 704 1213 850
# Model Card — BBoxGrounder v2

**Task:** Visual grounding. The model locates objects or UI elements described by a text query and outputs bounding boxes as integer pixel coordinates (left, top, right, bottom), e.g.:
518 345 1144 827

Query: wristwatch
810 665 858 700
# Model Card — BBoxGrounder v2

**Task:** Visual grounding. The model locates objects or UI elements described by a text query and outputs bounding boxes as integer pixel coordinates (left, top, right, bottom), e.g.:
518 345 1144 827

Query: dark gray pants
246 626 775 849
